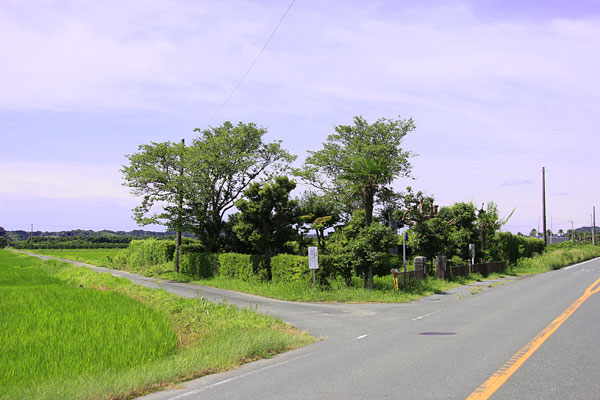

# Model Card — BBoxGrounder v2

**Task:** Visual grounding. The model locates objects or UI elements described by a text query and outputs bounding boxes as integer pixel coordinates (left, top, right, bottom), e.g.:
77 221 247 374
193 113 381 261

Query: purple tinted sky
1 0 598 234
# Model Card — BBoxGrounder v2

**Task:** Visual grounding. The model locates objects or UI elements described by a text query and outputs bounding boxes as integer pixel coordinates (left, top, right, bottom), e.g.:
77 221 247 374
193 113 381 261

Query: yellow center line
466 277 600 400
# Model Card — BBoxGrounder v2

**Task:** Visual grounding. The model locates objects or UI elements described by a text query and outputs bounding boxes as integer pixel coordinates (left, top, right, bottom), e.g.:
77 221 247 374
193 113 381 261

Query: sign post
403 232 408 286
308 246 319 294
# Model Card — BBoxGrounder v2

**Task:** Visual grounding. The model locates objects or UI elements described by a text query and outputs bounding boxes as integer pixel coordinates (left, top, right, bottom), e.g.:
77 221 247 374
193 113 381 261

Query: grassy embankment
26 249 499 303
0 250 312 400
509 242 600 274
27 243 600 303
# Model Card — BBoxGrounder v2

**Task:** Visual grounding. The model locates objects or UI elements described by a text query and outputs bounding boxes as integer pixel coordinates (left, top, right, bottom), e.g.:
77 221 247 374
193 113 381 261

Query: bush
218 253 269 281
180 252 218 279
488 232 545 265
271 254 307 283
271 254 340 287
115 239 175 270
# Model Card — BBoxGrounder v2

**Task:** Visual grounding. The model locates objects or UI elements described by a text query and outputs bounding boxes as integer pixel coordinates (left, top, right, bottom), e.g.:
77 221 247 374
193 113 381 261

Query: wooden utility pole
542 167 547 244
593 206 596 246
174 138 185 273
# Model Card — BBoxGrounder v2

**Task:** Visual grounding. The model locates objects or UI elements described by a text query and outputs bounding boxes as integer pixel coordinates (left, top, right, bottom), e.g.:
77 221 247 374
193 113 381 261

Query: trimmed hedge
115 238 175 269
218 253 269 281
271 254 307 283
180 253 218 279
271 254 339 286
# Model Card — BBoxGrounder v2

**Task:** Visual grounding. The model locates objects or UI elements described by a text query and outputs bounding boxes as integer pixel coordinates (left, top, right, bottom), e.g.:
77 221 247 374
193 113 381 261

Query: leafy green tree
403 201 478 263
300 115 415 288
185 121 295 251
477 202 513 258
296 191 341 252
334 210 398 288
122 140 187 272
299 115 415 219
233 176 298 258
529 228 538 238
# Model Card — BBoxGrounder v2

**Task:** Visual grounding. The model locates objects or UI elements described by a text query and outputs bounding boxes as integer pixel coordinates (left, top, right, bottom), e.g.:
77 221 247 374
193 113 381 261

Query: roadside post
403 232 408 286
308 246 319 294
469 243 475 274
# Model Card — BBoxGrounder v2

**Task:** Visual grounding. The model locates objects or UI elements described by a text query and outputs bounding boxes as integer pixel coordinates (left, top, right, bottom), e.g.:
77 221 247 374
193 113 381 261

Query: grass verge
509 244 600 275
1 250 313 400
25 249 507 303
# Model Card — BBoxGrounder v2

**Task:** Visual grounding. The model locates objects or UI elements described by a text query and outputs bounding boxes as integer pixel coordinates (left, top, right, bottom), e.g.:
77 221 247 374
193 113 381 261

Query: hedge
115 238 175 269
271 254 339 286
488 233 545 265
218 253 269 281
180 252 218 279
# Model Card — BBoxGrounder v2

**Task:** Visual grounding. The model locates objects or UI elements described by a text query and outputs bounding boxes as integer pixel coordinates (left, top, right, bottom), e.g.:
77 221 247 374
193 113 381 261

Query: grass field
26 248 121 267
0 250 312 400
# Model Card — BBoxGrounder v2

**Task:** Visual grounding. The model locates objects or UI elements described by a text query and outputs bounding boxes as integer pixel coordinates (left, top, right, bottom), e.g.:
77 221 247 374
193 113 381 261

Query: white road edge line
169 353 313 399
565 257 600 270
412 309 441 321
356 334 367 339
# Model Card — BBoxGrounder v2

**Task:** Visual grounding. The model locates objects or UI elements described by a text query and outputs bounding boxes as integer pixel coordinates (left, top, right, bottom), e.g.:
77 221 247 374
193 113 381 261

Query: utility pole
174 138 185 273
569 220 574 241
29 224 33 249
542 167 547 244
593 206 596 246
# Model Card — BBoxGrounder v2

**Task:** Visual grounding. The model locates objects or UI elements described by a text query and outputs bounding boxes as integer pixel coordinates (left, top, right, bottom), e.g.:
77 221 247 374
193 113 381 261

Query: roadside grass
190 274 481 303
26 248 122 267
25 249 506 303
509 244 600 275
26 245 600 303
1 250 313 400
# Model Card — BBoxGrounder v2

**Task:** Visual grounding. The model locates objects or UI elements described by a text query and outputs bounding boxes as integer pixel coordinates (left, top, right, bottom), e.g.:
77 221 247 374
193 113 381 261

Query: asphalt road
23 252 600 399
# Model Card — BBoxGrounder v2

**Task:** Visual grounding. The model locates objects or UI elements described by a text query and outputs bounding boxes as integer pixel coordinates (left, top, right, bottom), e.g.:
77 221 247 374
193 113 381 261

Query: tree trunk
174 229 181 273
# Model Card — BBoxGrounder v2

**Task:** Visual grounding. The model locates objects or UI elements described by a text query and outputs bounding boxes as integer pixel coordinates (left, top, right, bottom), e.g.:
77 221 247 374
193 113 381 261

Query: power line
205 0 296 126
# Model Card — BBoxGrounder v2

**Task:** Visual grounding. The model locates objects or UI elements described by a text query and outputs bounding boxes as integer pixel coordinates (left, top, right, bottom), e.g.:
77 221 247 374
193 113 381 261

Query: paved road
23 253 600 399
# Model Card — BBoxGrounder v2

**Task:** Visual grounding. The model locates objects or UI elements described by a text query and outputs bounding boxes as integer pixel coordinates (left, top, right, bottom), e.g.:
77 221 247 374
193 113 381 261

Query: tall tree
300 115 416 288
122 140 187 272
186 121 295 251
233 176 298 258
296 191 340 252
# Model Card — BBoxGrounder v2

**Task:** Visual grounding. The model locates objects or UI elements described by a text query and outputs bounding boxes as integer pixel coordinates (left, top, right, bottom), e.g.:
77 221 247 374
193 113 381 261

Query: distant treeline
1 228 194 249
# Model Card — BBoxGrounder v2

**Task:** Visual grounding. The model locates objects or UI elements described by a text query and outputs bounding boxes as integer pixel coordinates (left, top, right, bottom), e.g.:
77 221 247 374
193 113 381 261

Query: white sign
308 246 319 270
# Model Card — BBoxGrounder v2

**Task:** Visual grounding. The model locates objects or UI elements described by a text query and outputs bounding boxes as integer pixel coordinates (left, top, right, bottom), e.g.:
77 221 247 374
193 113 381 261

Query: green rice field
0 250 312 399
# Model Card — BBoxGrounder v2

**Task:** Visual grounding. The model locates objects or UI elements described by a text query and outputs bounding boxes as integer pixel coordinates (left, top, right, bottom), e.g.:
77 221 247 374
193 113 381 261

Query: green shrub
114 239 175 270
180 252 219 279
179 243 204 254
218 253 269 281
271 254 340 287
488 232 545 264
271 254 307 283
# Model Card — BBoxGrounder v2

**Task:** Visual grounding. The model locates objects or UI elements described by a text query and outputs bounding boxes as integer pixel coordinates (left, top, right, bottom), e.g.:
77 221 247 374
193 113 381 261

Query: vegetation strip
0 250 312 400
466 276 600 400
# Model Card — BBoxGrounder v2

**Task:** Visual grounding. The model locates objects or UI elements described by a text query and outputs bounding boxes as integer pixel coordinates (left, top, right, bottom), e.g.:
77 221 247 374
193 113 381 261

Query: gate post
435 255 447 279
414 256 427 280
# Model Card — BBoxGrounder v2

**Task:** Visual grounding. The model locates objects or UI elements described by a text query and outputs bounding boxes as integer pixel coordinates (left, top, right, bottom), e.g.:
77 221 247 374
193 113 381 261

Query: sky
1 0 599 234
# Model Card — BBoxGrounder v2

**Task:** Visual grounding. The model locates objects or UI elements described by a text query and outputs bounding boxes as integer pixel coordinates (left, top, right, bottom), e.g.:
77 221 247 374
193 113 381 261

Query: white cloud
2 161 133 202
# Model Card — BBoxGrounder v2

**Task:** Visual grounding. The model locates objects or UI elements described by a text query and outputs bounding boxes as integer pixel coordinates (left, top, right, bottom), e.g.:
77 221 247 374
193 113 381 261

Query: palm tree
340 156 394 289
